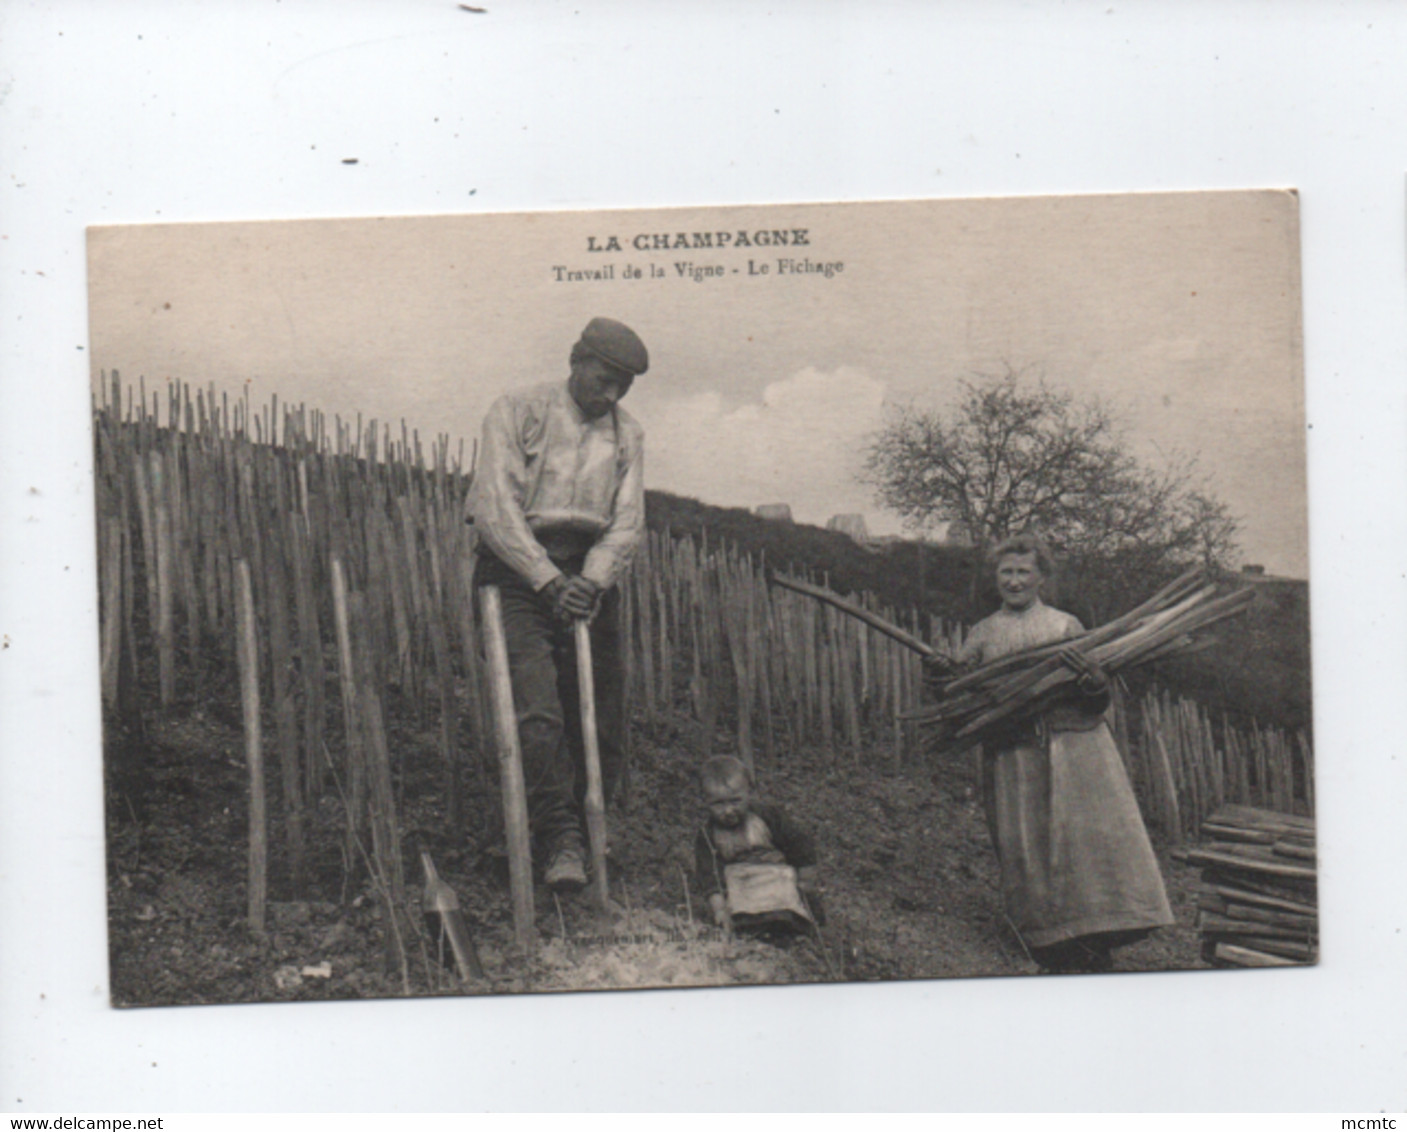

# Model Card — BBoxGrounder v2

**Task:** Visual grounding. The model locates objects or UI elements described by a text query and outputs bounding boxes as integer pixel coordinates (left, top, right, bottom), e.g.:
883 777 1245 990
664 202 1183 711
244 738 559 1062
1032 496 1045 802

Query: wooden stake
290 518 325 800
421 851 485 982
1213 942 1298 967
265 536 306 893
331 556 368 858
771 572 935 656
480 585 536 951
837 614 862 758
1150 733 1184 844
118 503 142 728
1185 846 1317 883
574 619 611 913
451 557 490 793
235 559 267 934
153 492 176 708
98 518 122 708
655 556 671 715
891 645 904 771
351 597 407 940
636 558 656 725
818 606 834 752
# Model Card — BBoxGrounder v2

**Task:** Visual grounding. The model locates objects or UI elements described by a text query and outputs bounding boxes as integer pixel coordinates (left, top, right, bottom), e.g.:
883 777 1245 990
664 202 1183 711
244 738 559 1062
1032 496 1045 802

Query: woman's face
996 551 1044 611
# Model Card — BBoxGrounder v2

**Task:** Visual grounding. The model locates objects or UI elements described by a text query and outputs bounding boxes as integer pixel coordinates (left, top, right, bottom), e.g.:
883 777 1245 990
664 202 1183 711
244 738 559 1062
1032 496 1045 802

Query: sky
87 190 1308 576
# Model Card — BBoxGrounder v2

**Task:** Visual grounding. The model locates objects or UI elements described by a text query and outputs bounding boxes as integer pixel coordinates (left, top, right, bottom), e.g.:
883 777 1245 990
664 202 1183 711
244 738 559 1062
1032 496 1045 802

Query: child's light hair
700 755 753 793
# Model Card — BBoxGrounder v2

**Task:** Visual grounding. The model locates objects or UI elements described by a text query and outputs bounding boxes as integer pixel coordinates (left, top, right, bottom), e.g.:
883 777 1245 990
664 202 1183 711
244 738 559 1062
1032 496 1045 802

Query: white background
2 0 1404 1113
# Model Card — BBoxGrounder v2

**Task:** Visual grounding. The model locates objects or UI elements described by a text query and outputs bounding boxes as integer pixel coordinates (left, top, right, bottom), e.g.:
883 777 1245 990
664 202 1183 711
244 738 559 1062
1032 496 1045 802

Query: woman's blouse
957 599 1084 665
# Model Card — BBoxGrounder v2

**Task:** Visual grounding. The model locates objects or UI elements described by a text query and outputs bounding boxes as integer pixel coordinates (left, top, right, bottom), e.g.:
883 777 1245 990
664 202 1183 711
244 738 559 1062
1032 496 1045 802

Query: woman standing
928 534 1174 973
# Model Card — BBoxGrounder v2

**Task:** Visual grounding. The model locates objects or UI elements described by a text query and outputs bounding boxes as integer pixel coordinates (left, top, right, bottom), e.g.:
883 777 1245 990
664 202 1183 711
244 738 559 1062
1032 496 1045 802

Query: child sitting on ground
693 755 823 935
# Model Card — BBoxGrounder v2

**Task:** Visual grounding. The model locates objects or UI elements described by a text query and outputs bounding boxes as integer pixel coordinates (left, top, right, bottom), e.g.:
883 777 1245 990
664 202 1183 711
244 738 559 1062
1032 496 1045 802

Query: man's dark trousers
476 552 624 857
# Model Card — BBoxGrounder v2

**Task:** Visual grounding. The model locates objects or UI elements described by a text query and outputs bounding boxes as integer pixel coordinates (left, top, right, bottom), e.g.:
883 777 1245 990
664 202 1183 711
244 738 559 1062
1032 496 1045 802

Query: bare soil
105 701 1207 1007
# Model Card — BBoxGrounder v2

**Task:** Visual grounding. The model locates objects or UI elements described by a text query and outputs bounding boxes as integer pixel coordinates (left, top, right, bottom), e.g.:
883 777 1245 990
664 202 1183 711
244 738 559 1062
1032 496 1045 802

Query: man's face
568 357 634 420
704 780 750 829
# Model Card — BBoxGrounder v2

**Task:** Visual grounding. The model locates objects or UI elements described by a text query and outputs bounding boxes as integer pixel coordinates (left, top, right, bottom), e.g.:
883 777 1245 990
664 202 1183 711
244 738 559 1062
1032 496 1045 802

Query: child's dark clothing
694 805 819 932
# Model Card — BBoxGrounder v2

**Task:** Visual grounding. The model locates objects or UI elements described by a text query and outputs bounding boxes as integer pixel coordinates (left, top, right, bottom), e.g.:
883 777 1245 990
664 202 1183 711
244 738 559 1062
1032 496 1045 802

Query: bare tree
864 367 1239 620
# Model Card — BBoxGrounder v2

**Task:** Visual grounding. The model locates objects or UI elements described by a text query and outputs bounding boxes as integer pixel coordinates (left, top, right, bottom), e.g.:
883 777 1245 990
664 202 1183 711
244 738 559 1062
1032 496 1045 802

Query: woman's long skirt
984 723 1175 949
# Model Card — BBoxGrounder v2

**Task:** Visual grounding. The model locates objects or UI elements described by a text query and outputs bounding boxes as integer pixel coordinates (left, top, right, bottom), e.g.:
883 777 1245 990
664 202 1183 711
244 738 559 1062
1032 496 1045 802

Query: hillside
646 490 979 623
645 489 1312 732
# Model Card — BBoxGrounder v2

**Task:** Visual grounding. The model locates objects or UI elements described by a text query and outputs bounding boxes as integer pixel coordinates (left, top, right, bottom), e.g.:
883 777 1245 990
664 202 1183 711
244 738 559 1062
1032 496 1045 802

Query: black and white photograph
86 191 1313 1005
8 2 1407 1112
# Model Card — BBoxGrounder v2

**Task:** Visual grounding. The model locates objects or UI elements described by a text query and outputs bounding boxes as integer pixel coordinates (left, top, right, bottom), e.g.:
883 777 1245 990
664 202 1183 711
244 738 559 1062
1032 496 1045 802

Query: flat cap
578 317 649 376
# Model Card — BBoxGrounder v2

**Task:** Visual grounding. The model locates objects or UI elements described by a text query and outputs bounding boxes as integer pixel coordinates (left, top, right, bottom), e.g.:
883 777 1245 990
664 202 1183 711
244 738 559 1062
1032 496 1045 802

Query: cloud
644 366 889 525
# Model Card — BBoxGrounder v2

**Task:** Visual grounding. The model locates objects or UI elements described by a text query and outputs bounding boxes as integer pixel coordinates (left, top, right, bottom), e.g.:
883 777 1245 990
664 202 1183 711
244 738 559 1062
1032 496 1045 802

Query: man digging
469 317 648 890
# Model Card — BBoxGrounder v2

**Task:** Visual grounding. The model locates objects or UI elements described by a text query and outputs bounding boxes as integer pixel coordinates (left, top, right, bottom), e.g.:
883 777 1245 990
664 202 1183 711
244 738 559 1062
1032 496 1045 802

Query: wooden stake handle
574 618 610 912
480 585 536 951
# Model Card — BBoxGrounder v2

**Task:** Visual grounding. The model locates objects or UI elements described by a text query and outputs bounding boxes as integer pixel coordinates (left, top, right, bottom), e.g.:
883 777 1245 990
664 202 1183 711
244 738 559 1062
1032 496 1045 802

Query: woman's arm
1057 645 1112 714
921 625 984 699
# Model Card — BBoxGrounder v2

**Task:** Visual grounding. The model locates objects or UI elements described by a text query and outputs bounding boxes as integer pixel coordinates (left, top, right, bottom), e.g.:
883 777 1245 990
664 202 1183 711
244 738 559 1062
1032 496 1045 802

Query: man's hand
1058 646 1108 695
541 575 570 617
544 574 601 621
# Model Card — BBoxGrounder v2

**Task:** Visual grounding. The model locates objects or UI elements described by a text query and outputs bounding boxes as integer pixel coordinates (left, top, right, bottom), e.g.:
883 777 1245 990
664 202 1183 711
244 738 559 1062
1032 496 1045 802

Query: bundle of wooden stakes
1188 804 1318 967
900 567 1256 752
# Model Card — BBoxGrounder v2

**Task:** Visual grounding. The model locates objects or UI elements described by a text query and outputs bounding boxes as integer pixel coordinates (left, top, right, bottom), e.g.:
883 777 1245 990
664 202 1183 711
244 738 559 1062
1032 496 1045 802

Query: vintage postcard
86 191 1311 1006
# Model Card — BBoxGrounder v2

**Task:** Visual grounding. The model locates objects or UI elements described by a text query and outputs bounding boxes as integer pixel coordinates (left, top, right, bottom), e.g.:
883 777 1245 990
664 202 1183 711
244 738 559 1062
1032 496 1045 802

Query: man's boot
543 831 587 891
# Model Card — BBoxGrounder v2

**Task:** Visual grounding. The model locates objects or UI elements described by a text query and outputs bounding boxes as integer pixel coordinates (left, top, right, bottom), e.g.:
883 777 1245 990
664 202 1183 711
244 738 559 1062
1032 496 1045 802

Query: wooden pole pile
1189 804 1317 967
899 568 1256 752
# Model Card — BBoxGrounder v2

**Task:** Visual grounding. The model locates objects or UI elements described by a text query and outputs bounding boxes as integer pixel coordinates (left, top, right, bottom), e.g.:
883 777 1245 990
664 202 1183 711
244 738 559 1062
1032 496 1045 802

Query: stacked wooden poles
1190 805 1318 967
901 569 1257 748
